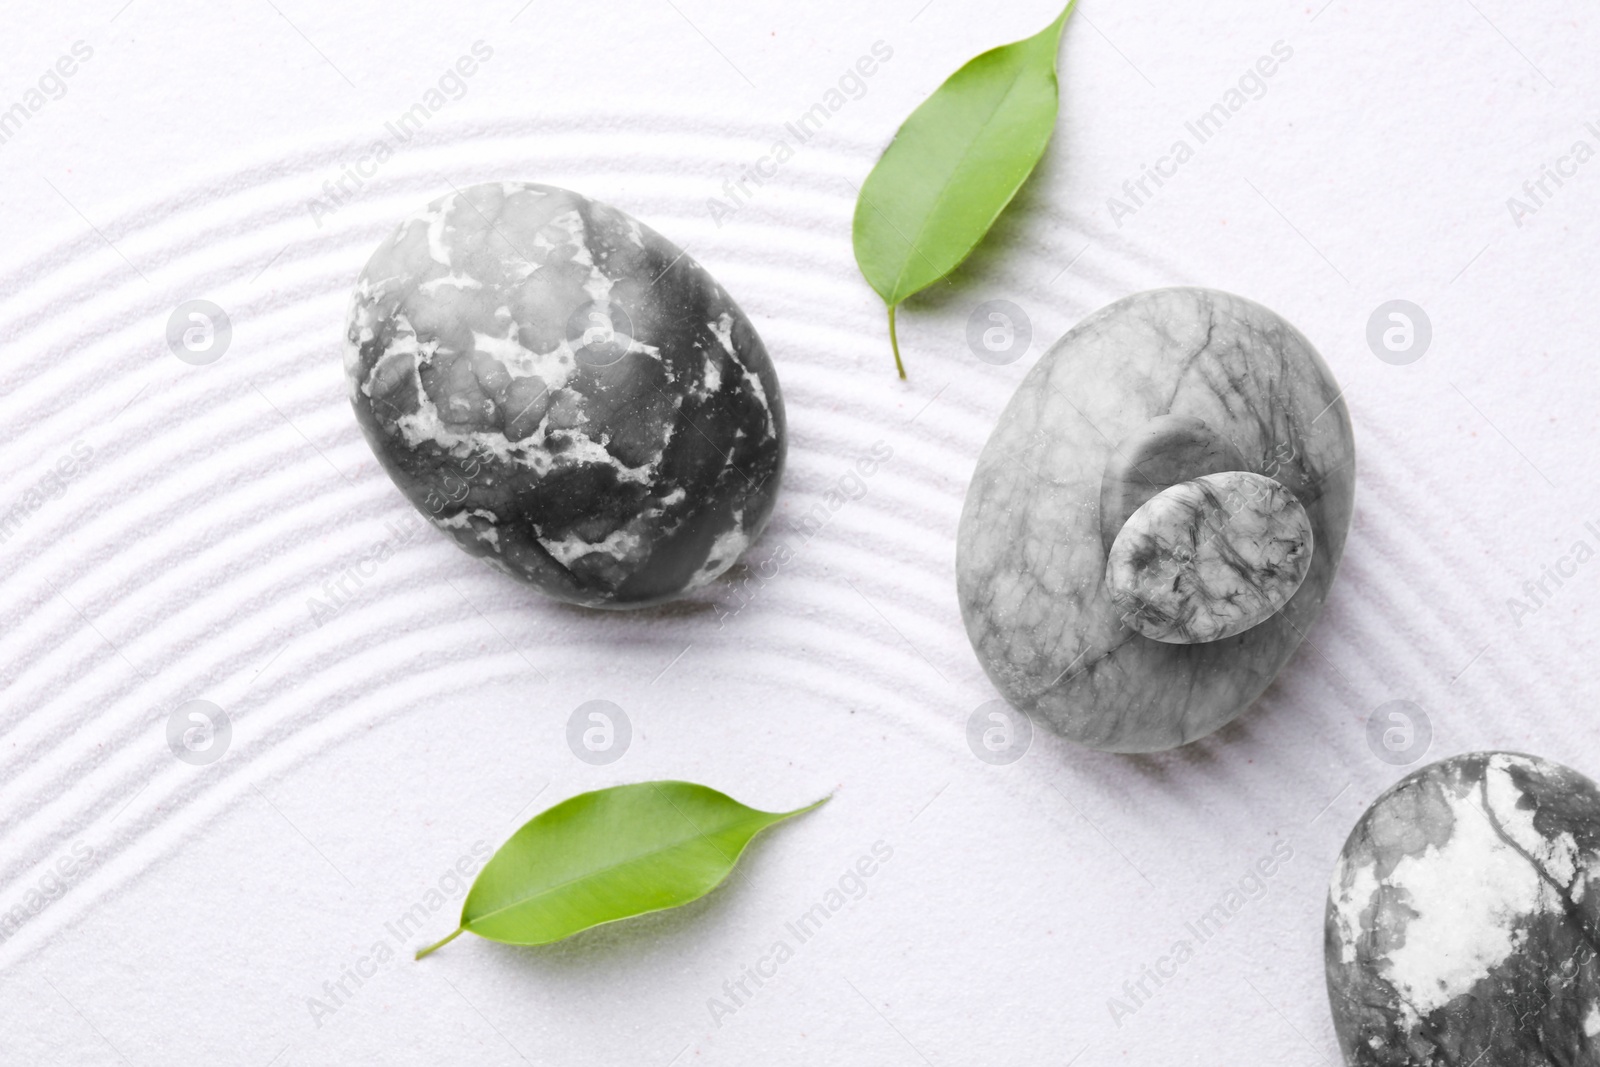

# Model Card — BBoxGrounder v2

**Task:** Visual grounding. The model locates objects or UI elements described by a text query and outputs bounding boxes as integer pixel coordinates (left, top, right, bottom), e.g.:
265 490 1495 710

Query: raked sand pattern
0 94 1587 1065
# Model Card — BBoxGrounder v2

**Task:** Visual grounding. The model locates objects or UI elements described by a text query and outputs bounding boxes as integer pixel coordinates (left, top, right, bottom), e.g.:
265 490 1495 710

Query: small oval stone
1327 752 1600 1067
1105 470 1312 644
344 181 785 608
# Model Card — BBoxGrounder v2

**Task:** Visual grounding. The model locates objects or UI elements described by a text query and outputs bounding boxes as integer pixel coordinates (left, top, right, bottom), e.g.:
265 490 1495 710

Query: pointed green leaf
853 2 1075 376
416 781 826 956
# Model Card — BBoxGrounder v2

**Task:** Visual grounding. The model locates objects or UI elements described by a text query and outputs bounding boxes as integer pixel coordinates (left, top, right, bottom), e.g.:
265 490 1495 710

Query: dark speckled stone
1327 752 1600 1067
344 181 784 608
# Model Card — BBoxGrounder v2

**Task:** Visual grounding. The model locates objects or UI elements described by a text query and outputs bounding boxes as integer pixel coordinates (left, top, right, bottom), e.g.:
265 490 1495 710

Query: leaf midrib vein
889 54 1054 299
469 820 762 926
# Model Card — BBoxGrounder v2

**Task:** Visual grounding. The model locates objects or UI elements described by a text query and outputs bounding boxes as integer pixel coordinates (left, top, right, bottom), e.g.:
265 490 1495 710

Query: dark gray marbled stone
1327 752 1600 1067
344 182 784 608
1104 471 1312 644
956 288 1355 752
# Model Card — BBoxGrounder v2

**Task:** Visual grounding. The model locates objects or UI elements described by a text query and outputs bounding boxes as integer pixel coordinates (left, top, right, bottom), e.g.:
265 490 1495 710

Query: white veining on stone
1326 752 1600 1065
344 181 785 606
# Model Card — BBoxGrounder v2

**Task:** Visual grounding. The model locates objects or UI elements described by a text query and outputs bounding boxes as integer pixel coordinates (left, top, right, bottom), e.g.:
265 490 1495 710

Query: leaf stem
887 304 906 380
414 927 464 961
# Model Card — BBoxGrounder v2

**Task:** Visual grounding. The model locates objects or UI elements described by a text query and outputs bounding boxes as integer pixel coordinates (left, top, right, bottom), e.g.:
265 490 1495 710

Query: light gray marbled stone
1105 470 1313 644
956 288 1355 752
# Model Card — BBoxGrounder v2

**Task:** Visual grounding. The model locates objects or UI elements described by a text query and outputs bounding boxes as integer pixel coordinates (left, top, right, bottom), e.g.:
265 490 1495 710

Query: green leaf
853 1 1075 378
415 781 826 957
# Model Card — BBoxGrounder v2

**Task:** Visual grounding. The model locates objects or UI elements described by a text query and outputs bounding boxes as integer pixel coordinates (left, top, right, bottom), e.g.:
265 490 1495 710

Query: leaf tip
792 793 833 817
1036 0 1077 64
